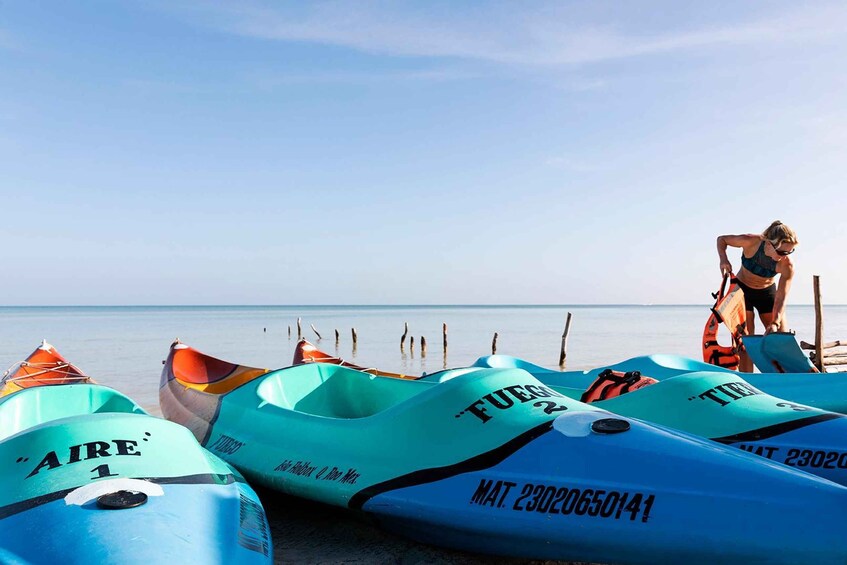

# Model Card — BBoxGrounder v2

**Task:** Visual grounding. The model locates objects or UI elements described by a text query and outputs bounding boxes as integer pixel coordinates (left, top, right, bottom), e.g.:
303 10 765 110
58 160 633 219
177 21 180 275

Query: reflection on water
1 305 845 415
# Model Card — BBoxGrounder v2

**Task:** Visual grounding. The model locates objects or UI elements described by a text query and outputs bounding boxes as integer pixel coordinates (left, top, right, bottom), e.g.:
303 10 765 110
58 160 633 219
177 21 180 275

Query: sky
1 1 846 305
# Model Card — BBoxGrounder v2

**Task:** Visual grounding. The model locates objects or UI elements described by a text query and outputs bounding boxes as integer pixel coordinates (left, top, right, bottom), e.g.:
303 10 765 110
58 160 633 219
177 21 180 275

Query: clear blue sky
2 1 845 305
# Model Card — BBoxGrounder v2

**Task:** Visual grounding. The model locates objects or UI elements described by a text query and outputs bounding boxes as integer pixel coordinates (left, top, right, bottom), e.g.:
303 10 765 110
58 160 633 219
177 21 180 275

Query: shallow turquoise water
2 304 845 414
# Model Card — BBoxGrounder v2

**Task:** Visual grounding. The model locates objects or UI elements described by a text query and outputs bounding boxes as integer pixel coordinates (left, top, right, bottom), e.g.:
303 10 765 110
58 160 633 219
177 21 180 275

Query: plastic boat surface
162 341 847 564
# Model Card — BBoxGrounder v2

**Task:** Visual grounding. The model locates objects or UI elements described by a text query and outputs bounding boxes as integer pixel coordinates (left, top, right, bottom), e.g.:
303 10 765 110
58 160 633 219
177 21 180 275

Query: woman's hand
720 260 732 277
765 323 780 335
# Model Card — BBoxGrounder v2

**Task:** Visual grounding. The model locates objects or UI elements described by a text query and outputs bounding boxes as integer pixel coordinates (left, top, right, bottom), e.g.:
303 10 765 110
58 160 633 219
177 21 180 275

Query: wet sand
258 487 586 564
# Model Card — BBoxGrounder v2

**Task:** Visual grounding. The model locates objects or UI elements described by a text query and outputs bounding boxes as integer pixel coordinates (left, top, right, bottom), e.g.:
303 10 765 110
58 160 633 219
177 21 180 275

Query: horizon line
0 303 837 308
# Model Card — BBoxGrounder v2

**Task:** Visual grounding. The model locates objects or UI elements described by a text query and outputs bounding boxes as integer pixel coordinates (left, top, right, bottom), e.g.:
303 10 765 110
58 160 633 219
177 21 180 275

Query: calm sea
2 305 845 415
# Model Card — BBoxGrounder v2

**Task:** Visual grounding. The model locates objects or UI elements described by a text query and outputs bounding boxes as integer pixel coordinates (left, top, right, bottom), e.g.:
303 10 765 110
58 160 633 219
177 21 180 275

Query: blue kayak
474 352 847 414
0 342 272 564
163 342 847 564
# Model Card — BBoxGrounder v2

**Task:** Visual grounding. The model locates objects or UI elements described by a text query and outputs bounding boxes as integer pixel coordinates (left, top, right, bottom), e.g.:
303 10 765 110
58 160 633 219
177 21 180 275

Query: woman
716 221 798 371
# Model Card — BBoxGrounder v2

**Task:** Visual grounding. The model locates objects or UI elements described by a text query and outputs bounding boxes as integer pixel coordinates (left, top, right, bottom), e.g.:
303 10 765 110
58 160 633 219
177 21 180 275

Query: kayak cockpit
257 364 430 419
0 384 145 441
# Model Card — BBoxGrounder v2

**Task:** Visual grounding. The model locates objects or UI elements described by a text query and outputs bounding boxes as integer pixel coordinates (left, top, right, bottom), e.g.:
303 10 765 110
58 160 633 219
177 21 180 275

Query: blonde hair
762 220 798 246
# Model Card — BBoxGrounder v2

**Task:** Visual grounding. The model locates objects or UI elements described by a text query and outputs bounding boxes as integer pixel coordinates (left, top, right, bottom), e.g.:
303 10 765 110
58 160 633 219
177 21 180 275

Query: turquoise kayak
0 342 272 564
466 355 847 485
162 341 847 564
474 352 847 413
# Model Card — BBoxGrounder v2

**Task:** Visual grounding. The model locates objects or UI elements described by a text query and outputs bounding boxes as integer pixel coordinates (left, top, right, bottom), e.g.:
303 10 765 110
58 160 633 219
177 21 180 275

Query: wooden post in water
310 324 322 340
410 336 415 357
297 318 302 340
492 332 499 355
421 336 427 357
443 323 448 351
335 329 340 346
351 328 358 351
559 312 573 369
401 322 408 351
814 275 824 372
288 325 291 339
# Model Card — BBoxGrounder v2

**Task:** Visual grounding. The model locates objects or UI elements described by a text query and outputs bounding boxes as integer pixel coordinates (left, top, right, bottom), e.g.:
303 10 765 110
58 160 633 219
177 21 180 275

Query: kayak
0 342 92 396
163 341 847 564
0 342 272 564
298 341 847 486
292 339 416 378
475 352 847 414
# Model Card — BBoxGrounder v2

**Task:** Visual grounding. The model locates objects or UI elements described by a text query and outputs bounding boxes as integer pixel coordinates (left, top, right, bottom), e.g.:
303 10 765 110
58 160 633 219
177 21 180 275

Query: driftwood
810 351 847 361
310 324 322 340
401 322 408 351
813 357 847 367
801 340 846 350
492 332 499 355
559 312 573 368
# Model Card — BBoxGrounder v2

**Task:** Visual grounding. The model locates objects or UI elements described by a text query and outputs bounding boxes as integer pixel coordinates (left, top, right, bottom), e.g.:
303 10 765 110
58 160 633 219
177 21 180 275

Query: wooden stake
492 332 498 354
335 329 340 346
443 323 448 351
559 312 573 369
310 324 322 340
401 322 408 351
297 317 302 340
814 275 824 372
351 328 358 346
421 336 427 357
288 325 291 339
410 336 415 357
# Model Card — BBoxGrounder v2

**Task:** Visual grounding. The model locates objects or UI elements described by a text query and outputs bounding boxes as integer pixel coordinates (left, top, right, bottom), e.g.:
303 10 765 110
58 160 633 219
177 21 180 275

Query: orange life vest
702 274 747 370
580 369 658 403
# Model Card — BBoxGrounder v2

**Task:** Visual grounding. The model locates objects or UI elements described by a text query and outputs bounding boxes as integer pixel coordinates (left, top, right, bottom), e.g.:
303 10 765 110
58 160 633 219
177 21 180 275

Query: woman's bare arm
716 234 757 276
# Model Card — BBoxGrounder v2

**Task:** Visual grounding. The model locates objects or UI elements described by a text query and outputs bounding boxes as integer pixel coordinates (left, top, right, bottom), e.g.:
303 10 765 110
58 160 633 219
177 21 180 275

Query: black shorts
736 280 776 315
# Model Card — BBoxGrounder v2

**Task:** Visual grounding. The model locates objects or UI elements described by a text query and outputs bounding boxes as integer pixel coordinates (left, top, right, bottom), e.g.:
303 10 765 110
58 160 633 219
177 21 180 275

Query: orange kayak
0 340 91 397
293 339 418 379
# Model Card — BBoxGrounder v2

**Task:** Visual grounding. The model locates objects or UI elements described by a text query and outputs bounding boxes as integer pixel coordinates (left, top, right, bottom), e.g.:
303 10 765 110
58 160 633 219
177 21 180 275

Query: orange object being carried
580 369 657 403
702 274 747 370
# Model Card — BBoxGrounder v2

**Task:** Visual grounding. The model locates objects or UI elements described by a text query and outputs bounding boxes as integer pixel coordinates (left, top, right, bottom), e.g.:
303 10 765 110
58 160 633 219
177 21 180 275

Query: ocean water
2 304 845 415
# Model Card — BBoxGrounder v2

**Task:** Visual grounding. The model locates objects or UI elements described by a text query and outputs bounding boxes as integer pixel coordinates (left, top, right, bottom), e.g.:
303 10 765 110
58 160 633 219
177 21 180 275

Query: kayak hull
473 353 847 414
162 343 847 564
1 342 272 565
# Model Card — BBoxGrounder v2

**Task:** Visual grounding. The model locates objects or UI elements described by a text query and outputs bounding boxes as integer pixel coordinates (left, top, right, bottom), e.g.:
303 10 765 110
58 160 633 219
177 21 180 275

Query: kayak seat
0 384 144 441
257 364 426 419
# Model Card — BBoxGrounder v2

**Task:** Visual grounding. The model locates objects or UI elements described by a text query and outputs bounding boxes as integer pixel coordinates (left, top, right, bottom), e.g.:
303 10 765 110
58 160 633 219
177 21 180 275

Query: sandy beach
259 486 583 564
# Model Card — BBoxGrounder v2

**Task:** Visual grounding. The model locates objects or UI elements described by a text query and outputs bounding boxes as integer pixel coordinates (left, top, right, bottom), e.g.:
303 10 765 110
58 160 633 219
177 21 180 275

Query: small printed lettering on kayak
457 384 568 424
689 381 763 406
736 443 847 471
209 434 244 455
469 478 656 523
274 459 361 484
24 438 143 479
784 448 847 469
